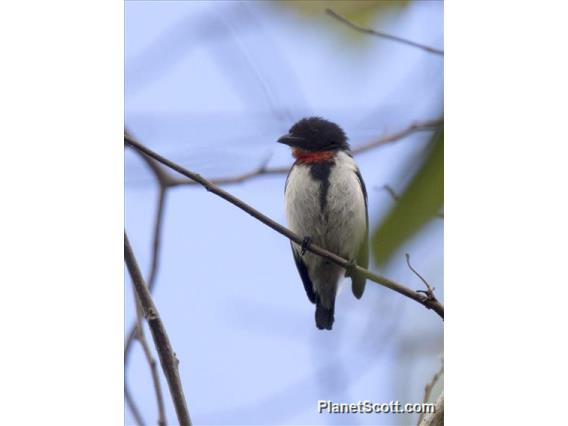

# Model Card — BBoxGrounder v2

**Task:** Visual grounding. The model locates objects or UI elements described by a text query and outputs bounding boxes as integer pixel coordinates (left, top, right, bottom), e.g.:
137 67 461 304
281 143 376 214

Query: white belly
284 152 366 259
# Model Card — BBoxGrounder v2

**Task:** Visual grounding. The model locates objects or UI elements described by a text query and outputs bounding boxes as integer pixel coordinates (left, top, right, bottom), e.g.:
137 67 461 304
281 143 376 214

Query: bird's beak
277 134 308 148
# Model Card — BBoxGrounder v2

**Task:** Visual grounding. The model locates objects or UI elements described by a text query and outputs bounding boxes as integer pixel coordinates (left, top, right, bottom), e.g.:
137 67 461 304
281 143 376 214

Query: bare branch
405 253 435 294
125 232 192 426
125 186 168 420
419 392 444 426
166 119 442 187
351 119 441 155
382 184 400 202
132 283 167 426
125 135 444 319
126 129 176 188
405 253 442 313
125 386 144 426
417 361 444 425
125 188 168 360
326 9 444 56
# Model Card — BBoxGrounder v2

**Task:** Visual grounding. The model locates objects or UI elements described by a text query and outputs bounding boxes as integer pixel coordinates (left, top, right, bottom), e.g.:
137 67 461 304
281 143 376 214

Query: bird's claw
416 288 436 301
300 236 312 256
344 259 357 278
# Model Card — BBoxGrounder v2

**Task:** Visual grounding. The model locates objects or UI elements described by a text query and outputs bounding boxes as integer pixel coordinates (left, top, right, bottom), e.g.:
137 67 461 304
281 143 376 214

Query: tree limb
419 392 444 426
326 9 444 56
162 118 442 187
125 386 144 426
125 231 192 426
131 283 167 426
124 135 444 319
417 360 444 425
124 166 169 422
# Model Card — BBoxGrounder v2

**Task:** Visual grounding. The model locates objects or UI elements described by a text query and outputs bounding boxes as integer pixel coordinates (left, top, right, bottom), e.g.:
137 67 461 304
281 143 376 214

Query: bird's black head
277 117 350 152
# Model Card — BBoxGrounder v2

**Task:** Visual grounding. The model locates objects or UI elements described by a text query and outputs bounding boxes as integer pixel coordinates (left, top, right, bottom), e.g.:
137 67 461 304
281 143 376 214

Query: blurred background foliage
277 0 410 27
277 0 411 46
373 125 444 264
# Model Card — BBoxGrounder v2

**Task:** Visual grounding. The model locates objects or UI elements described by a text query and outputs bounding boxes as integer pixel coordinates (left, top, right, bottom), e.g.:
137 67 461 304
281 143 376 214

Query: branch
125 232 192 426
405 253 437 298
124 162 169 364
351 119 441 155
417 360 444 425
419 392 444 426
124 136 444 319
131 283 167 426
381 184 400 202
124 176 168 421
325 9 444 56
125 386 144 426
159 119 442 187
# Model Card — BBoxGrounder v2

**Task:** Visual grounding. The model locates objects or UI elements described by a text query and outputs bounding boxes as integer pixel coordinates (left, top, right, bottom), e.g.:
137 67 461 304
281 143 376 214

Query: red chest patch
293 148 335 164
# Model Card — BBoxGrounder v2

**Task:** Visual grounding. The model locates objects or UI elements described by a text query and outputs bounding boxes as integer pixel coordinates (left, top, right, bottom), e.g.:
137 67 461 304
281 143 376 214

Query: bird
278 117 369 330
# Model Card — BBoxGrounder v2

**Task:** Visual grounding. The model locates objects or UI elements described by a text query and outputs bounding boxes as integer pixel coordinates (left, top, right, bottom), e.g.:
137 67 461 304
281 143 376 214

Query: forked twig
326 9 444 56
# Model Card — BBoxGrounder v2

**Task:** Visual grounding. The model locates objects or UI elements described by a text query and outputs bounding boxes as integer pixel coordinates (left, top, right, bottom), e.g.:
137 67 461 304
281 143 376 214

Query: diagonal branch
131 282 167 426
124 152 170 422
351 119 441 155
125 188 168 363
419 392 444 426
164 118 442 187
125 232 192 426
125 135 444 319
326 9 444 56
125 386 144 426
417 360 444 425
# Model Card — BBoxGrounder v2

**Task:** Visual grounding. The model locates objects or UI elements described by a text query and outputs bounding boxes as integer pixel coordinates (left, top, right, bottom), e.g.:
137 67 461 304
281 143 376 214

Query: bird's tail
315 296 335 330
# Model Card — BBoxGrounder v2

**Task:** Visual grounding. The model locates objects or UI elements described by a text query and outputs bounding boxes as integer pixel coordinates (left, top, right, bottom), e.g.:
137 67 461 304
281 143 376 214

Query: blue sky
125 1 443 425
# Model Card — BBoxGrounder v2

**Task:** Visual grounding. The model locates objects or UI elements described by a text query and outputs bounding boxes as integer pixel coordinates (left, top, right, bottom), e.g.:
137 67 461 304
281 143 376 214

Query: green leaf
274 1 410 31
372 126 444 264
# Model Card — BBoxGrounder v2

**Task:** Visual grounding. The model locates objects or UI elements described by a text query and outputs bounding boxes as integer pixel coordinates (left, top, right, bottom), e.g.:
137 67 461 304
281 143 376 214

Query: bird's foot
417 288 437 302
300 236 312 256
344 259 357 278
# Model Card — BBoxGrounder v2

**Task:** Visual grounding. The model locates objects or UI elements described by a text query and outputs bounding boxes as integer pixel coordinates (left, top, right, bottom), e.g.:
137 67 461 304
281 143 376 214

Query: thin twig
417 361 444 425
326 9 444 56
382 184 400 201
125 386 144 426
405 253 435 294
350 119 441 155
124 161 169 422
124 192 167 364
132 284 167 426
166 119 442 187
405 253 442 311
125 135 444 319
125 232 192 426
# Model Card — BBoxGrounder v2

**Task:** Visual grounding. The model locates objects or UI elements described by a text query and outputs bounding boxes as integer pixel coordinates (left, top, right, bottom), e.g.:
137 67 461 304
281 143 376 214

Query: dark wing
284 161 298 193
291 243 316 304
352 168 369 299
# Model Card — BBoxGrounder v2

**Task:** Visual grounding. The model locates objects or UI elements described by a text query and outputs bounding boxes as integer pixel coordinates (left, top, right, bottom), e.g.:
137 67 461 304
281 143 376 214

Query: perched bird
278 117 369 330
